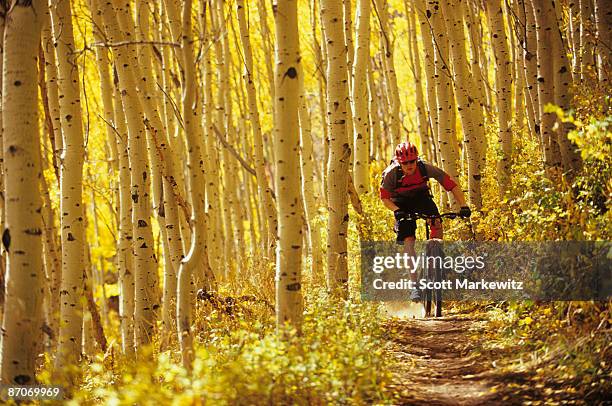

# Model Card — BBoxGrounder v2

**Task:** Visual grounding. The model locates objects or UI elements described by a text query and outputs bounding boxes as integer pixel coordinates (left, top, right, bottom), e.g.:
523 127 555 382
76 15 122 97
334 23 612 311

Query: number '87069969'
0 385 63 401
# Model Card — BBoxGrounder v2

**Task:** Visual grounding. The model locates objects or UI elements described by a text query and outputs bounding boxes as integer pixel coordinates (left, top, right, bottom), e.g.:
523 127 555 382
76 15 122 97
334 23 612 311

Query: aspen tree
551 2 582 175
101 0 157 347
135 0 164 243
343 0 355 176
311 0 329 201
116 0 164 309
273 0 303 328
38 139 61 348
51 0 86 373
237 0 278 257
200 1 223 276
352 0 370 194
258 0 276 106
344 0 354 81
485 0 513 194
568 1 581 81
88 0 115 333
81 243 94 357
230 33 257 260
211 0 239 277
376 55 393 148
373 0 402 145
426 0 460 209
219 0 245 273
41 9 62 179
0 2 4 295
112 85 135 357
368 66 383 162
160 7 190 262
414 0 439 160
157 3 188 346
521 0 541 134
0 0 45 385
161 0 192 262
39 17 56 345
594 0 611 84
90 186 108 330
508 6 525 132
532 0 562 173
177 0 211 368
321 0 350 297
579 0 595 81
298 65 323 279
441 0 485 209
405 0 432 161
89 0 118 172
114 0 162 345
464 1 489 112
513 0 539 139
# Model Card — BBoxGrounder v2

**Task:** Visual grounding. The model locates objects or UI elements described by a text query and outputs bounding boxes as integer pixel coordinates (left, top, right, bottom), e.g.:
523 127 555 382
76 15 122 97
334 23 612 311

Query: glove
394 209 406 221
459 206 471 218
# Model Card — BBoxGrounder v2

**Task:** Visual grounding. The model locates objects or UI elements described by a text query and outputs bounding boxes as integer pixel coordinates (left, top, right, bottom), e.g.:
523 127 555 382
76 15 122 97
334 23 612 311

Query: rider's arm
381 198 400 212
424 163 469 208
379 163 400 211
450 185 467 207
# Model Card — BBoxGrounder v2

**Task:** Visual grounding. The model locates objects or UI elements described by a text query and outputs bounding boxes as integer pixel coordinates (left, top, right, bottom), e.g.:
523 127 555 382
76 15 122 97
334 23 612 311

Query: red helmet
395 142 418 163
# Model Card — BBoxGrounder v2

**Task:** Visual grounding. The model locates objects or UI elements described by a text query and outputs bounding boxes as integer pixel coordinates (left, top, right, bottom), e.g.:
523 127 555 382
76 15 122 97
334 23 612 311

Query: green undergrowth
68 291 393 405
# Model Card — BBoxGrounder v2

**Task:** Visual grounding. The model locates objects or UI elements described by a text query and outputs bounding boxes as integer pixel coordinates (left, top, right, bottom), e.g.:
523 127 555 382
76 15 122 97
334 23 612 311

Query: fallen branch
143 119 192 221
211 124 257 176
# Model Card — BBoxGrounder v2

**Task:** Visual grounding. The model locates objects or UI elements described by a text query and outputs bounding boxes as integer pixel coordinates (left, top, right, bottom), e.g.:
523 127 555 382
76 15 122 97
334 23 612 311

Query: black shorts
393 192 440 243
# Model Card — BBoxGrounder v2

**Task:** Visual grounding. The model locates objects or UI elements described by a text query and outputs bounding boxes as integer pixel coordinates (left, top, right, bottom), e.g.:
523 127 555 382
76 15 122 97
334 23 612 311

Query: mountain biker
380 141 471 301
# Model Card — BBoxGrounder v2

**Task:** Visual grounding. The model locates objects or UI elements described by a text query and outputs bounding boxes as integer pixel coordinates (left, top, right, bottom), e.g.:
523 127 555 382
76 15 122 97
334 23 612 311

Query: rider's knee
403 236 416 245
430 219 443 239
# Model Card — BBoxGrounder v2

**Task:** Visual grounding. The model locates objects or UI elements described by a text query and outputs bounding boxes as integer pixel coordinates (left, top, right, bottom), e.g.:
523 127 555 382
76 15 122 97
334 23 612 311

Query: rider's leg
403 236 421 300
428 218 443 239
403 236 418 284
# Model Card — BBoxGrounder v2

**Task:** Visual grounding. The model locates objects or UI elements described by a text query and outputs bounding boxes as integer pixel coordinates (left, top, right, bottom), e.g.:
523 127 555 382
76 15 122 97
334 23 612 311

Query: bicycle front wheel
427 240 444 317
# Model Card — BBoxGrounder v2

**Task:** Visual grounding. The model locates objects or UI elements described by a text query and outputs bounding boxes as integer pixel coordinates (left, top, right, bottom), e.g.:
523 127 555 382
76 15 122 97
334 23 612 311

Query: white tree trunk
273 0 304 328
51 0 86 374
111 85 135 357
532 0 562 174
415 0 440 162
579 0 595 82
298 64 324 281
176 0 211 368
594 0 611 84
236 0 278 257
352 0 371 193
406 0 433 161
441 0 485 209
101 0 157 347
321 0 350 297
485 0 513 194
374 0 402 146
427 0 461 209
0 0 45 384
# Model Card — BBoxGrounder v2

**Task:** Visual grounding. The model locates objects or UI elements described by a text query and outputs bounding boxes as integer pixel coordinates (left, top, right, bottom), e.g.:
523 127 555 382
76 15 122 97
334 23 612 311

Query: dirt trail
382 305 554 405
385 314 499 405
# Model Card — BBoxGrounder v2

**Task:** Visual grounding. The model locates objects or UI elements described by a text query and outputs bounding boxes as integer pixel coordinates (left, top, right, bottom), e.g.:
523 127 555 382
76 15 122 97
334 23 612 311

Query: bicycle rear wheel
423 266 433 317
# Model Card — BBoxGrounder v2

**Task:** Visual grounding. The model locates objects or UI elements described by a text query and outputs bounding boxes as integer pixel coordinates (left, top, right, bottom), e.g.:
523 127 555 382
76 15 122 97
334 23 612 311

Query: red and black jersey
379 160 457 201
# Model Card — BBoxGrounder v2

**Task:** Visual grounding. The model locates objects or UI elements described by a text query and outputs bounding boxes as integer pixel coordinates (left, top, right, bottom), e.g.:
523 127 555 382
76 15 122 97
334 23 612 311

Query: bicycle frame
399 212 467 317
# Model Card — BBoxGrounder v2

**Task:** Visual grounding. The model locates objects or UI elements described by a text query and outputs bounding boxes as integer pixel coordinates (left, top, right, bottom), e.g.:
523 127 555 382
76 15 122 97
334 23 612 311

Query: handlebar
397 212 467 221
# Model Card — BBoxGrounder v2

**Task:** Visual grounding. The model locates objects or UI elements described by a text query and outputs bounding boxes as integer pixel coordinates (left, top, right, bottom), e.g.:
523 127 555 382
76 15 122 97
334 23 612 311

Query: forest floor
381 303 597 405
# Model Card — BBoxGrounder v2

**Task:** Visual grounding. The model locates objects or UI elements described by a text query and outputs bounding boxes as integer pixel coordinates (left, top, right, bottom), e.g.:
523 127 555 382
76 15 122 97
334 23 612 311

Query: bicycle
398 212 469 317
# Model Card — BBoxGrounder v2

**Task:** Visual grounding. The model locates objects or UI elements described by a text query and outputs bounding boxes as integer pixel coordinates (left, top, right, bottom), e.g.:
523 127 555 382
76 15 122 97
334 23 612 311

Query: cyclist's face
400 160 417 174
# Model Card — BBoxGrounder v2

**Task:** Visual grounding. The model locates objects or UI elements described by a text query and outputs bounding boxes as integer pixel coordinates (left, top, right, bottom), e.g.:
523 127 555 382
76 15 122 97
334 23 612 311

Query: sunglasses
400 159 417 165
